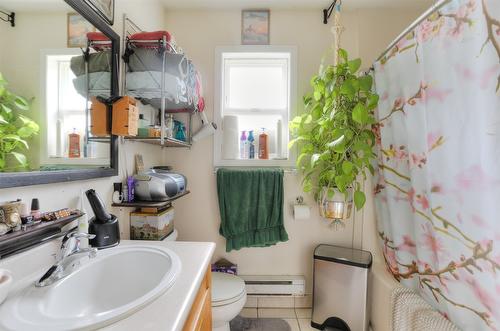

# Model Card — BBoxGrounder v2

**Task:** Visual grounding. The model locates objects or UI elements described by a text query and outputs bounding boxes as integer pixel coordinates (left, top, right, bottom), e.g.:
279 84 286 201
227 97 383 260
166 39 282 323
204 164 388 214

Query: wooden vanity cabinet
183 266 212 331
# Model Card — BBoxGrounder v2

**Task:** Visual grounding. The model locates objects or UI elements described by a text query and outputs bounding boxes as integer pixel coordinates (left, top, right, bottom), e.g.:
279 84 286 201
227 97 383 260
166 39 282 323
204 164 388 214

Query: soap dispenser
85 189 120 249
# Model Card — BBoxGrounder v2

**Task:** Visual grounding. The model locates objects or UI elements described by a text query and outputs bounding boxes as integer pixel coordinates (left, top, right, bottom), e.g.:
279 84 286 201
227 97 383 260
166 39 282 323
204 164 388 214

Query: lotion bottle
258 128 269 159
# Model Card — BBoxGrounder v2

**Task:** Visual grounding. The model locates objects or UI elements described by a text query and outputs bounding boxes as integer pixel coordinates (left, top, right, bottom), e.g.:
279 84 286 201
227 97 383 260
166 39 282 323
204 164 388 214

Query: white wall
161 7 426 293
0 0 166 237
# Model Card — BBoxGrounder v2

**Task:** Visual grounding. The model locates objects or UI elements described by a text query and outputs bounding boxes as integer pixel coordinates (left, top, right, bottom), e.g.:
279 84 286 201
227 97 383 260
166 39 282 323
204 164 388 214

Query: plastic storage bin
312 244 372 331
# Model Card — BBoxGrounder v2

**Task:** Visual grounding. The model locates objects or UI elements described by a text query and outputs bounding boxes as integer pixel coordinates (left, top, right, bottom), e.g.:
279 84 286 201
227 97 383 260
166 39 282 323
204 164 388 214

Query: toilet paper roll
293 204 310 220
222 115 239 159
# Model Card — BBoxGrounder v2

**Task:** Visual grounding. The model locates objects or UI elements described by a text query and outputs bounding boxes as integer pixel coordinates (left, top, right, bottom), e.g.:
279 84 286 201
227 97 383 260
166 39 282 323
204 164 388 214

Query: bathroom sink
0 245 181 331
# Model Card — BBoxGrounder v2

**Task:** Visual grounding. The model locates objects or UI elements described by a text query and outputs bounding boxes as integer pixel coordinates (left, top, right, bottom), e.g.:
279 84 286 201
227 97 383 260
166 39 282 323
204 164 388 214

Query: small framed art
241 10 270 45
67 13 96 48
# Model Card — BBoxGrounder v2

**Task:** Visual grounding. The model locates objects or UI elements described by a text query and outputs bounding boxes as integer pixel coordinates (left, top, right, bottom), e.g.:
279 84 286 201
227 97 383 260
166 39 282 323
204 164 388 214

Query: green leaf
2 134 28 149
338 49 348 63
313 91 322 101
367 94 380 110
303 179 313 193
348 58 362 74
359 75 373 91
340 81 355 98
342 161 353 175
0 114 7 124
1 104 12 114
17 126 35 138
10 151 27 166
311 153 321 167
354 190 366 210
296 153 310 167
303 114 313 125
327 135 345 149
14 96 29 111
312 104 322 120
352 103 368 125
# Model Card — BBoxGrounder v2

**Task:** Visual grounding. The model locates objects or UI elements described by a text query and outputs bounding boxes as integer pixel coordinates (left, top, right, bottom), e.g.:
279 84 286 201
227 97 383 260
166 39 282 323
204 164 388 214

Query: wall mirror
0 0 119 188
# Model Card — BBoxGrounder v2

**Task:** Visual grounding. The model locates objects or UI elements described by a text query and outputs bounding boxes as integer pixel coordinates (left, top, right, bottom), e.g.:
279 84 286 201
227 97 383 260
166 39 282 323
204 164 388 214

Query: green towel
217 168 289 252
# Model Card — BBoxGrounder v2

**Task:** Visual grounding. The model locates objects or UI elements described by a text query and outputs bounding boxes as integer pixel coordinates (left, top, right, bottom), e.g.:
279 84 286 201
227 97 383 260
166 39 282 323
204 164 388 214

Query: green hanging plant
289 48 379 210
0 73 39 172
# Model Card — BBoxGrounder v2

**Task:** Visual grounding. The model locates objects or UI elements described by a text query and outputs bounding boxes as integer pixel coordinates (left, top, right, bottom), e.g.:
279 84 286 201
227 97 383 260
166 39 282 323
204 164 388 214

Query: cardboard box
90 97 110 137
130 207 174 241
112 96 138 136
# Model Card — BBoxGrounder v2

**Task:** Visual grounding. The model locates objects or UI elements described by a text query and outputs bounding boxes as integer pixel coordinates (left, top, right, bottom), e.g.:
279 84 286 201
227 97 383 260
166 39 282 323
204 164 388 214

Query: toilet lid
212 272 245 305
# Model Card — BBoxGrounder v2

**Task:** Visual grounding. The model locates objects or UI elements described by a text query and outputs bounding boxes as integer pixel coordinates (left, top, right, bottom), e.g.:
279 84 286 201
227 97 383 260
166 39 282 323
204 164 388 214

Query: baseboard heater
240 275 305 296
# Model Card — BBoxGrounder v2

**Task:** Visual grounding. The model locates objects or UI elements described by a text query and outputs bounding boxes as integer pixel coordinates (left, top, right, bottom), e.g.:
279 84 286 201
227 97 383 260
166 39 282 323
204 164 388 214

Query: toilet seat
211 272 246 307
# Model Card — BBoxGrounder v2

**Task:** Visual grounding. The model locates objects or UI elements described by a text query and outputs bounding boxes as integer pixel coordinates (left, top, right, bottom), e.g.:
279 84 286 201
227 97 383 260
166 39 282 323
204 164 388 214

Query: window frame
214 45 297 168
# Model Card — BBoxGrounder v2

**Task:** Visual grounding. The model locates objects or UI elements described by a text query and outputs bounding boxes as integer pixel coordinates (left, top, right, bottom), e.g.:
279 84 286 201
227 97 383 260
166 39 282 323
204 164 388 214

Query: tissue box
130 207 174 240
212 258 237 275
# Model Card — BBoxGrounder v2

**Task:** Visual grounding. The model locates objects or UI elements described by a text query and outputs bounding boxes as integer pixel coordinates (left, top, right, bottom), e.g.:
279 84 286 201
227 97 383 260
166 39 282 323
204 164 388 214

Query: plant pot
318 187 353 221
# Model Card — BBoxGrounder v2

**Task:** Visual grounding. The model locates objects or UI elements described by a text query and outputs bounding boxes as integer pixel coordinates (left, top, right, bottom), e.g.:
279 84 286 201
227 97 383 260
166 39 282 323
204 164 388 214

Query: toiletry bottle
276 119 283 159
30 198 41 221
138 114 149 137
239 131 247 159
68 128 80 158
258 128 269 159
166 114 174 138
112 183 123 204
122 181 129 203
127 176 135 202
248 130 255 159
20 200 33 225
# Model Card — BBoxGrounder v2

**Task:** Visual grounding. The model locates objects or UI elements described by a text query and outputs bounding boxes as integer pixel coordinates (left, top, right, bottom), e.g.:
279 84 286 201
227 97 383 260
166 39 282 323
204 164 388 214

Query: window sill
213 158 295 168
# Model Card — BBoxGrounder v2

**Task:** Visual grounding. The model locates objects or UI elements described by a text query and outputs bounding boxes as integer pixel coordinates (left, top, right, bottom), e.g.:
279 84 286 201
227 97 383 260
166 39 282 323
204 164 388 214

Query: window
214 46 297 167
41 50 109 165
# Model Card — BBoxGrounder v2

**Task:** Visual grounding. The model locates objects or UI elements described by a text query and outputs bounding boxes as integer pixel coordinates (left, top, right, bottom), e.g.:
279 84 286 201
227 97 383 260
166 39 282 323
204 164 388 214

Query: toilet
211 272 247 331
162 229 247 331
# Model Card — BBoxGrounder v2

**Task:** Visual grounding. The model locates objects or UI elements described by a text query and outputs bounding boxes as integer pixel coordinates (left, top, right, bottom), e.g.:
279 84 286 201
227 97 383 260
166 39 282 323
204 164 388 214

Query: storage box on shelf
112 96 139 136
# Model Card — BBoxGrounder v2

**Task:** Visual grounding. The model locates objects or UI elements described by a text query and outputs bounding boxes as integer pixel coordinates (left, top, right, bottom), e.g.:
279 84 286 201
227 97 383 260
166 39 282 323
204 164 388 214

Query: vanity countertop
0 239 216 331
102 240 215 331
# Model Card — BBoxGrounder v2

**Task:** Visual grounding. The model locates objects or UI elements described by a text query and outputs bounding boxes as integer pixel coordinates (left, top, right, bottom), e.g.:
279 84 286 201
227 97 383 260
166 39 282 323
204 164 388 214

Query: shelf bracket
323 0 340 24
0 10 15 27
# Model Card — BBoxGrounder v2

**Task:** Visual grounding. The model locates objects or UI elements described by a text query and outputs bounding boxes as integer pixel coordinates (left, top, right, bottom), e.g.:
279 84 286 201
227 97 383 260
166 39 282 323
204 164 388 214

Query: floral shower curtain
372 0 500 330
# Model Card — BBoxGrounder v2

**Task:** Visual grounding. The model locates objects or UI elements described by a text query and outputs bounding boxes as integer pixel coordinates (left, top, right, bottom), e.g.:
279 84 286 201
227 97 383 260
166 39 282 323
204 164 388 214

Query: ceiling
159 0 434 10
0 0 433 12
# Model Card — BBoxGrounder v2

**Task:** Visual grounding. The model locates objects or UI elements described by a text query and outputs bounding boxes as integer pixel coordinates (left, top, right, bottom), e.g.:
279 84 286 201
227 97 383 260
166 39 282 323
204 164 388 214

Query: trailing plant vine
0 73 39 172
289 48 379 210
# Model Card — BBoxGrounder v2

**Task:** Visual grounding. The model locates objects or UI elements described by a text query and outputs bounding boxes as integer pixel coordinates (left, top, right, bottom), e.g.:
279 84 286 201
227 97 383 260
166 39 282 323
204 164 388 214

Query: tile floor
239 308 316 331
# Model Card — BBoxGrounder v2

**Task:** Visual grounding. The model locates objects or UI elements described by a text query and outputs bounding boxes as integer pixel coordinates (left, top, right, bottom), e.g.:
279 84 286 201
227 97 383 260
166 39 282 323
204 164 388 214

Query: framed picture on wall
241 10 270 45
67 13 96 48
83 0 115 25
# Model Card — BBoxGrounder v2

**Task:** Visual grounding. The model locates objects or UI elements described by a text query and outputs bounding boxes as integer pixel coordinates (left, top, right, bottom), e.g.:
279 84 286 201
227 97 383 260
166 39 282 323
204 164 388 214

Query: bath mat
230 315 291 331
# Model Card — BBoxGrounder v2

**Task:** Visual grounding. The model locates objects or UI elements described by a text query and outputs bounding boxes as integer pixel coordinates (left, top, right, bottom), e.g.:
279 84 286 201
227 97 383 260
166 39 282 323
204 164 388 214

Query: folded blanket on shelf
127 48 188 79
70 51 112 77
217 168 288 252
126 71 187 102
73 72 111 98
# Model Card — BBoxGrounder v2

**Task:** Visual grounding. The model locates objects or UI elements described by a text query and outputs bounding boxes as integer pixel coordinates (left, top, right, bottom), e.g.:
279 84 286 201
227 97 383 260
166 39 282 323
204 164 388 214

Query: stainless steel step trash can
312 244 373 331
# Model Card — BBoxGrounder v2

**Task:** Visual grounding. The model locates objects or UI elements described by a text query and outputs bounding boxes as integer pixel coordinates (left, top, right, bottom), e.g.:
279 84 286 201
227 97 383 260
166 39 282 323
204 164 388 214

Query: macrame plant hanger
331 1 345 66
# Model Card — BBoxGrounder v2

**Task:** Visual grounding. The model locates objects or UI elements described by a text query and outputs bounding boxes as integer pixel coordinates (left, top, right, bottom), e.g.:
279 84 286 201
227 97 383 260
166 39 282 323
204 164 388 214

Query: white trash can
312 244 372 331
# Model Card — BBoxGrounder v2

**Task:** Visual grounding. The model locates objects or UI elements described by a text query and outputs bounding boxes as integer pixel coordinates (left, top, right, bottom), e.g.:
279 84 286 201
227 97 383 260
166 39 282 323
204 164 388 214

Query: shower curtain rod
374 0 450 63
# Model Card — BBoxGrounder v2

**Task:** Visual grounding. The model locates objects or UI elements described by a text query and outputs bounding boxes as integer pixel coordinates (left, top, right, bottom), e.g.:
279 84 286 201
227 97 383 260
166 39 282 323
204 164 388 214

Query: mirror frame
0 0 120 189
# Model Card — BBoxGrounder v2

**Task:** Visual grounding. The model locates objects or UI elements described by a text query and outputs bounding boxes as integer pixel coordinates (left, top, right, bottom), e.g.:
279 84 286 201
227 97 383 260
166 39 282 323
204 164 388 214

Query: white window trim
213 45 298 168
40 49 110 166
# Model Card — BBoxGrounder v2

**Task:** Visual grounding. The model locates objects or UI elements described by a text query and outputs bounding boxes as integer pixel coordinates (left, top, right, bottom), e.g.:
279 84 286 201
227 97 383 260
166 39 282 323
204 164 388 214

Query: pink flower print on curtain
372 0 500 330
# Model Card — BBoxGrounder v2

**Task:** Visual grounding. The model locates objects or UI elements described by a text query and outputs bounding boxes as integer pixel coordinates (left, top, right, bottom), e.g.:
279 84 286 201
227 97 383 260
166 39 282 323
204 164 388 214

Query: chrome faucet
35 230 98 287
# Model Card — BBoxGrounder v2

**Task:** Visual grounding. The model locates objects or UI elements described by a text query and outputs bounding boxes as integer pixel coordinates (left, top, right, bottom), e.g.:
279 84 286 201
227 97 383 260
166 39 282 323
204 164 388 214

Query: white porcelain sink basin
0 245 181 331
